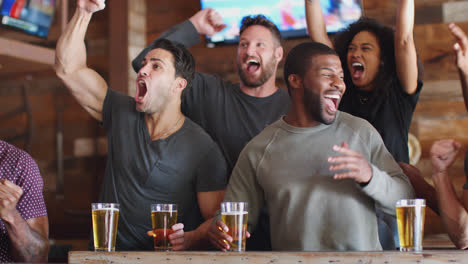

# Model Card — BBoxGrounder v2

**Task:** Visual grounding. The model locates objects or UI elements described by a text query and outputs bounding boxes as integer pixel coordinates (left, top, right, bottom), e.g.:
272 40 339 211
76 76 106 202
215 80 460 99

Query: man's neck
239 77 278 97
283 105 320 128
145 106 185 140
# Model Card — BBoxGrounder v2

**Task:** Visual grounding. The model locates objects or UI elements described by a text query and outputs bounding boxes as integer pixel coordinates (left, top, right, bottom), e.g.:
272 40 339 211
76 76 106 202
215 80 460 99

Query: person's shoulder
180 118 217 145
107 89 134 104
244 120 283 150
0 141 40 177
194 72 237 90
104 88 137 118
0 140 34 163
274 87 291 102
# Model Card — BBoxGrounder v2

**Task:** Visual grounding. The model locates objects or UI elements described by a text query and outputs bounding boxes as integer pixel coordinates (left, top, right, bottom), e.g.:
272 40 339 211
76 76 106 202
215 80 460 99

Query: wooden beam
127 0 146 96
69 250 468 264
0 37 55 65
108 0 128 93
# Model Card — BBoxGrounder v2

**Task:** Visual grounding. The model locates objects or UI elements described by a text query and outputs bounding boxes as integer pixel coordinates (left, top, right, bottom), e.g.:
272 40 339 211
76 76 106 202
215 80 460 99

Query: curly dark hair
333 17 396 97
239 15 282 46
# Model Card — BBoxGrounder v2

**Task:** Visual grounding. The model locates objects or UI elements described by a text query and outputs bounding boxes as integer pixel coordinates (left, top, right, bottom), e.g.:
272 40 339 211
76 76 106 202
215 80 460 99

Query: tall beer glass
396 199 426 251
220 202 248 252
92 203 119 252
151 204 178 251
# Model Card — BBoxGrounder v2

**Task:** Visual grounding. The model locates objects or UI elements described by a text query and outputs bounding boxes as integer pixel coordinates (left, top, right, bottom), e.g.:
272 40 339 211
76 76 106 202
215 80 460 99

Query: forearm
363 165 415 215
305 0 333 48
405 170 439 214
4 212 48 262
395 0 418 94
185 219 213 250
396 0 414 42
55 8 92 77
433 172 468 249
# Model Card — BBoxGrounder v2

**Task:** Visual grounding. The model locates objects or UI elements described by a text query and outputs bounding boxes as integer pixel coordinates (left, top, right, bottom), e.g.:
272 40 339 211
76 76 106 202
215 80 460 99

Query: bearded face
236 25 280 88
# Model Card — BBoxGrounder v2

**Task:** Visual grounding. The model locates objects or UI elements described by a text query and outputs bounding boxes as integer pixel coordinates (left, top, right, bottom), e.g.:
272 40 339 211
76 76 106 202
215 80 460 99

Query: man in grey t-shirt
55 0 227 250
208 42 414 251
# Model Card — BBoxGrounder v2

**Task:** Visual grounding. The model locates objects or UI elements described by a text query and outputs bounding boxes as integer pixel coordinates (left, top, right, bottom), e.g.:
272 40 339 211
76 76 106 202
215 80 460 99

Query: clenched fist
0 179 23 222
430 139 461 174
77 0 106 14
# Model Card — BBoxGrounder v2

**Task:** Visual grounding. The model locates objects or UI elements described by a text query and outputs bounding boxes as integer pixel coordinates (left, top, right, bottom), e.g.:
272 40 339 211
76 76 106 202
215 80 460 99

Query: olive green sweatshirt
223 112 415 251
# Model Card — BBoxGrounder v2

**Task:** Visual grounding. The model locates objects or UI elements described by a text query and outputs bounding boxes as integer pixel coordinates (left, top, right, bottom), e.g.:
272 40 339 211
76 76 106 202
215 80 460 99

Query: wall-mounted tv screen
0 0 56 38
200 0 362 47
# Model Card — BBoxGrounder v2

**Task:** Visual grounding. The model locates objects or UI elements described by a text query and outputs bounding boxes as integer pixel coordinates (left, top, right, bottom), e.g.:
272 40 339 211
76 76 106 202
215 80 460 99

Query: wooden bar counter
69 250 467 264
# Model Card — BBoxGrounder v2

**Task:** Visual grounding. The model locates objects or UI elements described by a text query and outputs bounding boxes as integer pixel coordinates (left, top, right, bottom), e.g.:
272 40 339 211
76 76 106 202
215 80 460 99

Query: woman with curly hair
305 0 422 250
306 0 421 163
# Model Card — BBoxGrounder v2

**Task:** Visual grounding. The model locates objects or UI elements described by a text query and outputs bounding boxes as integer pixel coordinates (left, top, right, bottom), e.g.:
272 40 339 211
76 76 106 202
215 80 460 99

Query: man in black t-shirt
55 0 227 251
133 9 291 251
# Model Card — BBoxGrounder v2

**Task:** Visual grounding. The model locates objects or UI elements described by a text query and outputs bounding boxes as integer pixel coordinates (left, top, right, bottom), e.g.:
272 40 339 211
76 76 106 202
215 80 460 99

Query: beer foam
221 211 247 215
152 210 177 213
93 208 119 212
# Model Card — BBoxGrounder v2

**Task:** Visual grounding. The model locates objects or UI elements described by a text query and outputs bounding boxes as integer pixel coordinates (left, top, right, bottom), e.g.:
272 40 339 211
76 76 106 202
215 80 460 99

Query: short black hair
239 15 282 46
284 42 338 90
147 39 195 90
333 17 396 97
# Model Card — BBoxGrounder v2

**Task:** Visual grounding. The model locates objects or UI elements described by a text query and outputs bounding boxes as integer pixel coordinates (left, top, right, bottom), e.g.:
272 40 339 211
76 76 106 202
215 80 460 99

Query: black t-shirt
99 89 228 250
339 80 423 163
182 73 291 173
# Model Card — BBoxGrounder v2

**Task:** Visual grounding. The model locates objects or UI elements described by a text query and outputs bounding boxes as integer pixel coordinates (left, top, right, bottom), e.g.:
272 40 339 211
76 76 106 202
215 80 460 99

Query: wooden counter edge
69 250 468 264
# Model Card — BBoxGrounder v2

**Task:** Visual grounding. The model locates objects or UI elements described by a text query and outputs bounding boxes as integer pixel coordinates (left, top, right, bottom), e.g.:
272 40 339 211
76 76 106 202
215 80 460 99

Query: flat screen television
0 0 56 38
200 0 362 47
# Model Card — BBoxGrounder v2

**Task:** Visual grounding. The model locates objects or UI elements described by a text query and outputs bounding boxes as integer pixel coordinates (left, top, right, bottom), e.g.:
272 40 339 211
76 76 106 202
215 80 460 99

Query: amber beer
221 211 248 250
92 203 119 252
151 204 177 251
396 199 426 251
220 202 248 252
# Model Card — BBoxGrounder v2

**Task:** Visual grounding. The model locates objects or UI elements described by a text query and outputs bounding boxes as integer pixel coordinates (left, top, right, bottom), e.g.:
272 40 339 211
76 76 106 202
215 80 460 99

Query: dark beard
303 88 336 125
237 58 276 88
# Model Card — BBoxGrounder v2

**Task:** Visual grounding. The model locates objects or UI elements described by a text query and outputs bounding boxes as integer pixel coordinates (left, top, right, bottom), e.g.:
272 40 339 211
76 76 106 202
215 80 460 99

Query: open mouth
246 59 260 74
324 94 340 113
135 79 147 103
351 62 364 79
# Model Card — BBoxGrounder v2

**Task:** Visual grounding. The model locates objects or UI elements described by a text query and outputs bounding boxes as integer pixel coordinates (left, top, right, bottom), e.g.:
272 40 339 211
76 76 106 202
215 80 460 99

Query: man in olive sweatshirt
208 42 415 251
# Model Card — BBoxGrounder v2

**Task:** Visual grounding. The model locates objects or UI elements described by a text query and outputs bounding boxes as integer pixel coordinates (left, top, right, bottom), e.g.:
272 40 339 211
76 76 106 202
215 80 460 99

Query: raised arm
54 0 108 121
394 0 418 94
430 139 468 249
305 0 334 48
449 23 468 112
132 8 225 73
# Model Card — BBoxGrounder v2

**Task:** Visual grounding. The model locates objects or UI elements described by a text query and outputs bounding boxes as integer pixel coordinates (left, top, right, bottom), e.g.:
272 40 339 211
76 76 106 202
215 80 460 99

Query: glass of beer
220 202 248 252
396 199 426 251
92 203 119 252
151 204 178 251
